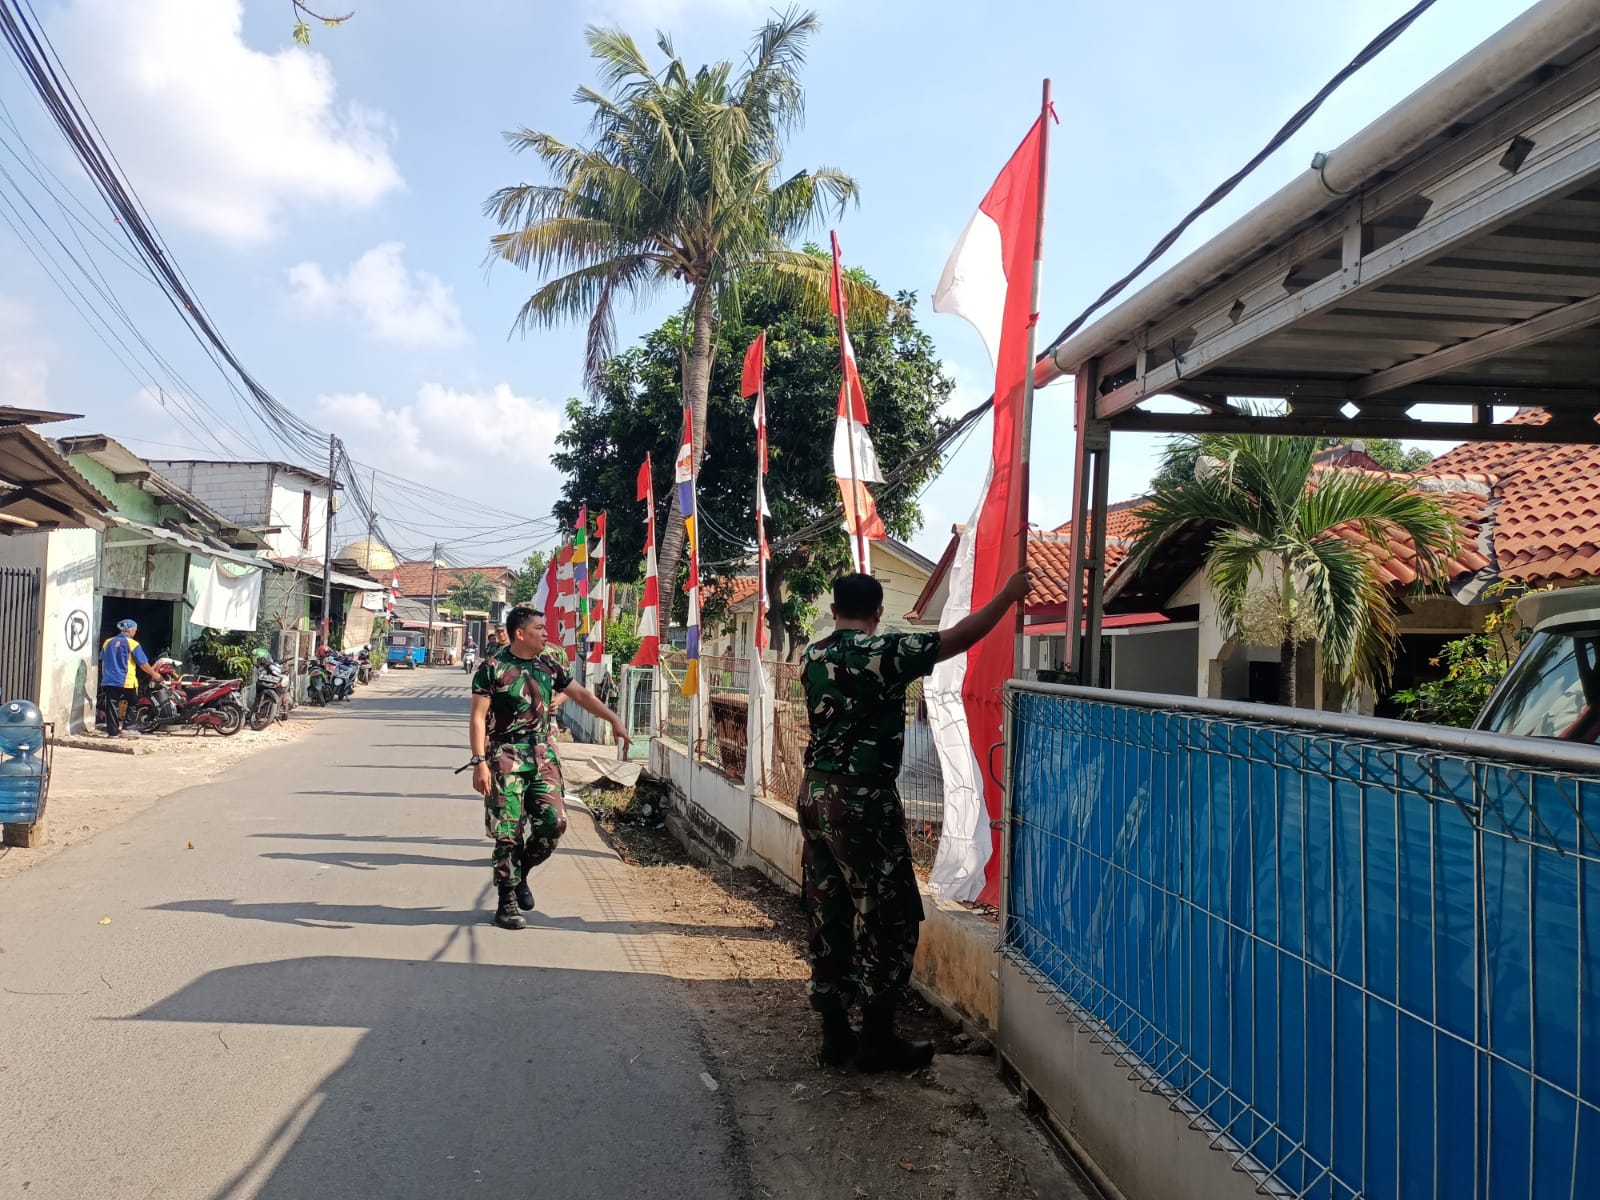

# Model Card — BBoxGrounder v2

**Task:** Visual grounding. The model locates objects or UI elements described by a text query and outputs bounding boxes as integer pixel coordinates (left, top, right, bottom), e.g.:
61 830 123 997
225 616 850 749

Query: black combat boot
514 879 534 912
817 1009 857 1068
494 886 527 930
855 1000 934 1073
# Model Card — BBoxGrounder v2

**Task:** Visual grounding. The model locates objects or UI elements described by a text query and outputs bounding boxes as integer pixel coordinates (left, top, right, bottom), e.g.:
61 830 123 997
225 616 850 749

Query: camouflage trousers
485 769 561 888
797 772 925 1014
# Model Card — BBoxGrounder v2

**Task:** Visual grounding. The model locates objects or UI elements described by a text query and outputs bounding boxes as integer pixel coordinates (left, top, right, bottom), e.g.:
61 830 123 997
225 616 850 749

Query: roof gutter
1045 0 1600 381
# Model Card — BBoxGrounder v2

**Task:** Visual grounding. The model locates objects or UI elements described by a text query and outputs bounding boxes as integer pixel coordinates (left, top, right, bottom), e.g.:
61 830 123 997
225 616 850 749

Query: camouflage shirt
801 630 941 780
471 645 573 772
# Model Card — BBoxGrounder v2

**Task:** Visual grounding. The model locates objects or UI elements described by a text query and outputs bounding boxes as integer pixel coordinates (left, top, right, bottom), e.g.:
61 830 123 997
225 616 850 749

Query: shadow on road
129 956 751 1200
249 833 485 847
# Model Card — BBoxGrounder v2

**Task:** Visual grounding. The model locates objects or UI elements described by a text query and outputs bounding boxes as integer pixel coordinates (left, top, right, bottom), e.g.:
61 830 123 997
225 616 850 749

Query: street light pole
427 543 441 666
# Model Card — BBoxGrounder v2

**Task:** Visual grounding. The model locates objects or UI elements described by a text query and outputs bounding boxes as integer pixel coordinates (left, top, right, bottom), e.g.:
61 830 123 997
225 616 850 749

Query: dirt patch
586 787 1097 1200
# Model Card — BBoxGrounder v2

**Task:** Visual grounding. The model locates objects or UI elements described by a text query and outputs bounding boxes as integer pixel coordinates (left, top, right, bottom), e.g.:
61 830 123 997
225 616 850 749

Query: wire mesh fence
659 649 690 746
1003 687 1600 1200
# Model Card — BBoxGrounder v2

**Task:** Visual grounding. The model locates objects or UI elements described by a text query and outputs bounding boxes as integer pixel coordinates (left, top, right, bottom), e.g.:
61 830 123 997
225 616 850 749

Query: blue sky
0 0 1542 568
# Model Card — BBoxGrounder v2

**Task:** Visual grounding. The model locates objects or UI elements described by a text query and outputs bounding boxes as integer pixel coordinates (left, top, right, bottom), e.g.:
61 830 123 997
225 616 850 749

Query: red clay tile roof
706 576 761 609
392 562 512 596
1424 410 1600 584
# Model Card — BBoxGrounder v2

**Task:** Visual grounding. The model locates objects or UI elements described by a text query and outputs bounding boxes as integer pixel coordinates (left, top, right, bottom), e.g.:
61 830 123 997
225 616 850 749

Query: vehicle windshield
1478 626 1600 742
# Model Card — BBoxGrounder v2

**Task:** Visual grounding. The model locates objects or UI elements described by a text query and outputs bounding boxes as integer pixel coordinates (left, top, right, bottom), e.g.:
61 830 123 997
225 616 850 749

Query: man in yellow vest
99 618 159 738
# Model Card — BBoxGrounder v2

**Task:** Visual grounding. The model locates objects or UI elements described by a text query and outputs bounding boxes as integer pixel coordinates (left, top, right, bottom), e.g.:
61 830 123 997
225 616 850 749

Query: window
1478 626 1600 742
300 490 312 551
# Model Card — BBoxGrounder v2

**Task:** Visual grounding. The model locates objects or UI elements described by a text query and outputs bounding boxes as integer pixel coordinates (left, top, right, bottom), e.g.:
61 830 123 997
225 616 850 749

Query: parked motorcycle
248 648 294 730
311 647 358 704
355 647 373 685
136 659 245 736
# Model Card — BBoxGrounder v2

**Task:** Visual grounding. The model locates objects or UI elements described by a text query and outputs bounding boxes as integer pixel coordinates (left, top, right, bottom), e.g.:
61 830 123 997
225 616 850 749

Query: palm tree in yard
1127 433 1461 707
485 8 873 594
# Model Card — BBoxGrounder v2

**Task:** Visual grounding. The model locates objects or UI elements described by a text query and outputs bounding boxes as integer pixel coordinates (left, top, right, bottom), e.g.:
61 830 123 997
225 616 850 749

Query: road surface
0 673 749 1200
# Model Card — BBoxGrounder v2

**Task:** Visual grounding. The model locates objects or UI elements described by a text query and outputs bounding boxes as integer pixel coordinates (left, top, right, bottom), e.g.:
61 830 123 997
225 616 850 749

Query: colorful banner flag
555 541 578 661
742 331 771 652
926 113 1047 906
587 512 608 666
632 456 660 667
829 232 886 574
574 507 590 636
675 408 700 697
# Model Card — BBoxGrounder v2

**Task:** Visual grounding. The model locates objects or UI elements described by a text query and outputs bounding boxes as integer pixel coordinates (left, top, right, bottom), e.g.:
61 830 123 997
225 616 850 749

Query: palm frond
1297 471 1461 587
1205 525 1275 637
1298 531 1397 687
509 253 661 361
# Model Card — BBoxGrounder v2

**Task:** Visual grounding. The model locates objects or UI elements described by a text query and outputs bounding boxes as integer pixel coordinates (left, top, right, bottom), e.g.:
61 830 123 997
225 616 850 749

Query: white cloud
289 244 467 347
0 296 51 409
315 383 564 477
50 0 401 245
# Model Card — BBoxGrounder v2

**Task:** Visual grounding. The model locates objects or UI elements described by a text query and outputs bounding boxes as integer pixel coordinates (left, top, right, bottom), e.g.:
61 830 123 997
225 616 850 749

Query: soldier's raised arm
934 569 1033 662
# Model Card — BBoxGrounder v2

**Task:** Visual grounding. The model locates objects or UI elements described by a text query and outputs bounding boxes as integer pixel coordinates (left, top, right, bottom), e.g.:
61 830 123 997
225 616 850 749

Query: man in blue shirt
100 618 158 738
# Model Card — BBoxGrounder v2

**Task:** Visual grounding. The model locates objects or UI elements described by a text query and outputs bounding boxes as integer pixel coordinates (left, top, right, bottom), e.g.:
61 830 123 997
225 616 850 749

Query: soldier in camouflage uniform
469 606 630 930
800 569 1030 1070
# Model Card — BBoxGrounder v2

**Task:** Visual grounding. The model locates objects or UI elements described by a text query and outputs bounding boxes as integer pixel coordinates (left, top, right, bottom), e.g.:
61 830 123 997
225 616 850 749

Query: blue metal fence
1004 686 1599 1200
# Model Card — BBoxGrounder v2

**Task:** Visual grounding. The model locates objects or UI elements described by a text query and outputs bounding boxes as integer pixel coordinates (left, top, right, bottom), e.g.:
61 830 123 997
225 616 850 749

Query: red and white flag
829 232 886 573
631 456 661 667
555 542 578 661
587 512 608 665
926 114 1047 906
743 332 771 650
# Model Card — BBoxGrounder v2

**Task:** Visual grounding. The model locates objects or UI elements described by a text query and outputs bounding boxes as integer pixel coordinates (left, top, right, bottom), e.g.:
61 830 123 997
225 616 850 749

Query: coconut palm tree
485 8 870 593
1127 433 1461 706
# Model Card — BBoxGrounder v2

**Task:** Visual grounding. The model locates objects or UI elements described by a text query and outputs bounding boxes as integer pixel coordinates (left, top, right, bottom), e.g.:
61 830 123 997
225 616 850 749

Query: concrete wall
267 476 329 561
146 462 331 563
42 531 100 733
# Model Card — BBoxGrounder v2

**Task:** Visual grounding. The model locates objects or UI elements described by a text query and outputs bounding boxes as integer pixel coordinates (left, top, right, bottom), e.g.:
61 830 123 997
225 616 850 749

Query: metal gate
621 666 653 759
0 566 43 703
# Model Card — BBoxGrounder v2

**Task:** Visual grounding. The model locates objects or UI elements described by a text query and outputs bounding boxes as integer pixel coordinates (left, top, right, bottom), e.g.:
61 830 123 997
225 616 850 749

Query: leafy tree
1127 434 1461 706
1391 585 1542 726
1150 432 1436 493
446 572 498 614
485 9 879 601
551 264 952 658
506 550 549 605
602 607 643 668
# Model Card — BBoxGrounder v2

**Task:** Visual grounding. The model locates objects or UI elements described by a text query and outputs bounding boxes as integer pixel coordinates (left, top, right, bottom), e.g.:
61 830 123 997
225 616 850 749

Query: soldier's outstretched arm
935 568 1033 662
561 682 632 754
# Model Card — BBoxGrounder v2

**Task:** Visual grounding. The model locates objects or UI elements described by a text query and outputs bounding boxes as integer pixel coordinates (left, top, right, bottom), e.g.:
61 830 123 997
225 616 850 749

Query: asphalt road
0 672 749 1200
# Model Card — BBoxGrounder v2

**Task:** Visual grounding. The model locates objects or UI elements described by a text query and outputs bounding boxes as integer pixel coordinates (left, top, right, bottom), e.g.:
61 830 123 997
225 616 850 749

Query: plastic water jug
0 699 43 758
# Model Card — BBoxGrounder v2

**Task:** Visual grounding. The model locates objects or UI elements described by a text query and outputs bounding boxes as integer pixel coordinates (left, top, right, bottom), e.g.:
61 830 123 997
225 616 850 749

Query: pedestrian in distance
467 605 631 930
99 618 160 739
799 568 1032 1072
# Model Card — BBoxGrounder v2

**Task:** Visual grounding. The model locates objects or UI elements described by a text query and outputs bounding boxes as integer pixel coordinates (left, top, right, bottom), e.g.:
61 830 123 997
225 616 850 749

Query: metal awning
107 516 272 571
0 425 110 532
1048 0 1600 446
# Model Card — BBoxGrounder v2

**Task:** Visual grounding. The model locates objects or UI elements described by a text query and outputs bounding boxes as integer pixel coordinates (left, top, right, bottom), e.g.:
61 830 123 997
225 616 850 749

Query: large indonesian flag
926 116 1046 906
632 457 661 667
829 233 886 572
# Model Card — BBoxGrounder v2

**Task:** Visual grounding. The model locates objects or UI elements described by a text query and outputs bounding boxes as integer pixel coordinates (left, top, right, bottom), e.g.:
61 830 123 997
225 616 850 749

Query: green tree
446 572 497 614
1150 432 1435 493
506 550 549 605
1127 434 1461 706
485 8 877 601
551 264 952 658
1391 584 1541 726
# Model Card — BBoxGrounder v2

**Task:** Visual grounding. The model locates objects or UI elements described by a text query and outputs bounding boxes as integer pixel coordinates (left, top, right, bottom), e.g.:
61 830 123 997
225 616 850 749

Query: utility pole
320 433 338 647
426 543 441 666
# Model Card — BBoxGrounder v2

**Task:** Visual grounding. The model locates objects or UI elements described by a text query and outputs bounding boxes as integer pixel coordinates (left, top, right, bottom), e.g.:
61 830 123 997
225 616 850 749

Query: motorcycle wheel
249 695 277 731
135 704 159 734
214 701 245 737
309 684 327 707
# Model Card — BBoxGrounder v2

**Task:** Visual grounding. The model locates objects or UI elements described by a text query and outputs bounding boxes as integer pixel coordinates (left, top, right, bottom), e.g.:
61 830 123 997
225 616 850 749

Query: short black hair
505 606 543 637
831 573 883 620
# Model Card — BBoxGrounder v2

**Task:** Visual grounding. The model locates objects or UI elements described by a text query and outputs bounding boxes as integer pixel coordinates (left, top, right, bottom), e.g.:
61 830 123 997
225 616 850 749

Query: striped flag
742 332 771 651
573 507 590 636
632 456 660 667
829 232 886 574
587 512 608 665
556 542 578 661
675 408 700 697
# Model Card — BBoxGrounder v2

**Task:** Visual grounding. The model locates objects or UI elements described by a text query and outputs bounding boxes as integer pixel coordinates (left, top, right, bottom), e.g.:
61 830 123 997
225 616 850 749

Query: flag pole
1013 79 1052 681
830 231 868 573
